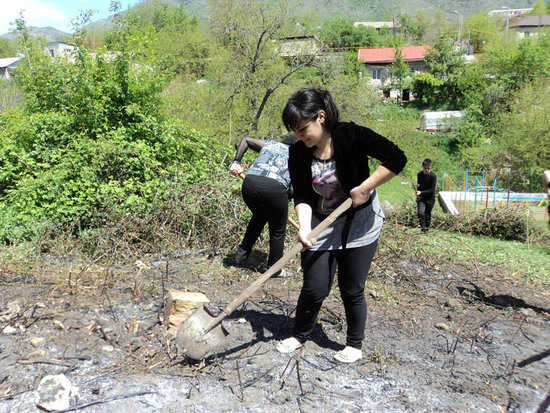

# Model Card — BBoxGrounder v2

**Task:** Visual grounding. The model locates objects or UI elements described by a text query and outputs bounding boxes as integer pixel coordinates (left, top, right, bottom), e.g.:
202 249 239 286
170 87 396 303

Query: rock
102 345 114 352
445 298 461 309
2 326 17 335
198 273 212 281
164 290 210 341
519 308 537 318
380 200 395 213
31 337 46 348
435 323 450 331
29 349 47 358
36 374 77 411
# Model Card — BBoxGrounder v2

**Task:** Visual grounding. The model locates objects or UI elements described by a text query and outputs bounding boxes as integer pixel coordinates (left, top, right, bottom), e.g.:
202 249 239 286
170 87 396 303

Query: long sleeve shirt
417 171 437 202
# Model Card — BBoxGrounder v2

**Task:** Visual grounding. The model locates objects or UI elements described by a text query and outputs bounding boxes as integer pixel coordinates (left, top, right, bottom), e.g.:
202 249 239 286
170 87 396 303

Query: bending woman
276 88 407 363
230 136 295 277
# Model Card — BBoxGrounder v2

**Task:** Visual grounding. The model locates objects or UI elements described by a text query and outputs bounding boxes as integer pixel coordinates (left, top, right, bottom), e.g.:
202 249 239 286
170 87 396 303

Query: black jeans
292 241 378 349
240 175 289 267
417 199 435 231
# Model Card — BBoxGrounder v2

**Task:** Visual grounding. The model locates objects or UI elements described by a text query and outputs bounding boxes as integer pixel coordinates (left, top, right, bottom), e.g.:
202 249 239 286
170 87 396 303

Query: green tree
388 47 411 104
320 17 381 48
398 13 428 43
478 34 550 94
529 0 548 14
209 0 318 134
0 38 18 58
488 79 550 171
413 36 466 108
463 12 500 52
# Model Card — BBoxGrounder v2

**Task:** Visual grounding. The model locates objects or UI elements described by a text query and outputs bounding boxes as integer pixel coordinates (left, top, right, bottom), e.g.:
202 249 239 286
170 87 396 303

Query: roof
358 46 430 64
354 21 396 29
0 57 21 68
508 15 550 28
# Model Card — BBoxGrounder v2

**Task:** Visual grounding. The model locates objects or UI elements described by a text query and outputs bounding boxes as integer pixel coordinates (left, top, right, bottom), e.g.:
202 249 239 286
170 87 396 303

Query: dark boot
235 247 250 264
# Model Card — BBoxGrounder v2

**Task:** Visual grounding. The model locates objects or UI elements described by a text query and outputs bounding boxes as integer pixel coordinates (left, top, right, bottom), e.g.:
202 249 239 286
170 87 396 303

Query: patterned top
247 140 291 189
309 157 384 251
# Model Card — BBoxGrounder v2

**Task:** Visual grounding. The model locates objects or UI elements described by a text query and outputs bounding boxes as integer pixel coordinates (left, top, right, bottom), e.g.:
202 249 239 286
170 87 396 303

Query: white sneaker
271 269 296 278
276 337 302 354
334 346 362 363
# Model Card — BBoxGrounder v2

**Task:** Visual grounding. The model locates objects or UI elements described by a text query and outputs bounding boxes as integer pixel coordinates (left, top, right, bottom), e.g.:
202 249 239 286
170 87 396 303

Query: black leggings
292 241 378 349
241 175 289 266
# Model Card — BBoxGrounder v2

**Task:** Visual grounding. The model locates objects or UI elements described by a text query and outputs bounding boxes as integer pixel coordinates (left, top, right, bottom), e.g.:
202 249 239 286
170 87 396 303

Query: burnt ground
0 243 549 413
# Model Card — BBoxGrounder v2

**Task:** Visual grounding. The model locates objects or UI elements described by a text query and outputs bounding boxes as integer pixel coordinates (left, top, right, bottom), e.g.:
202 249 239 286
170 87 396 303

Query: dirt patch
0 247 549 412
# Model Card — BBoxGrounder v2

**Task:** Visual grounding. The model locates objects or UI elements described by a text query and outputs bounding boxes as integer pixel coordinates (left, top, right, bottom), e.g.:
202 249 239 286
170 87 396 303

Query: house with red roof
357 45 430 97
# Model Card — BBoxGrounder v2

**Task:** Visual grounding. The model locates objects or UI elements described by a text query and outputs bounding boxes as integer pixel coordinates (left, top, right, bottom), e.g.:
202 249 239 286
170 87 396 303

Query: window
372 69 381 80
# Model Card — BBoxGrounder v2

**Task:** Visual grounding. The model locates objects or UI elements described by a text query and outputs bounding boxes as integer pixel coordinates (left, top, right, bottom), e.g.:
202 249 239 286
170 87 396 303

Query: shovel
176 198 353 360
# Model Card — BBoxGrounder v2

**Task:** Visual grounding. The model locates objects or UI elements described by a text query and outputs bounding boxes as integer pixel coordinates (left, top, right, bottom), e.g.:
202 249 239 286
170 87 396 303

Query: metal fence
439 170 548 220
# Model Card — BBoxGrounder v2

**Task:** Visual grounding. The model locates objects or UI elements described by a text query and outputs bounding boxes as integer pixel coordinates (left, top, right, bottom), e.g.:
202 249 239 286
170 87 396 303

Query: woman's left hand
350 186 371 208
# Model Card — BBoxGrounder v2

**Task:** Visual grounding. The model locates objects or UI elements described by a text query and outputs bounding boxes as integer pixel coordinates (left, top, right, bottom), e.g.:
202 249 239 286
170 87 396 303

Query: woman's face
291 110 326 148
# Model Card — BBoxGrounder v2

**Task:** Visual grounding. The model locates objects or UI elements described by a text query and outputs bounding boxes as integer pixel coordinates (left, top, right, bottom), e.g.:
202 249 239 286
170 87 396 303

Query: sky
1 0 140 35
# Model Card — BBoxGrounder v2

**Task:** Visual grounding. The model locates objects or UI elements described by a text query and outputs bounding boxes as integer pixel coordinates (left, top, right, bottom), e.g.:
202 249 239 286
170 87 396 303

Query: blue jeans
292 241 378 349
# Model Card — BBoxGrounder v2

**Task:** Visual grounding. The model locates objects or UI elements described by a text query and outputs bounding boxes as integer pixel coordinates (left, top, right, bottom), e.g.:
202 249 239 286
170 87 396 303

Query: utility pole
452 10 463 44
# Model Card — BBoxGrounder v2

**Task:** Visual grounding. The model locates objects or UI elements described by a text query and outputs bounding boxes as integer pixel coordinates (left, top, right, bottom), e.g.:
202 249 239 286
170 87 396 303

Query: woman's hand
229 162 243 176
298 227 315 251
350 186 372 208
351 166 397 207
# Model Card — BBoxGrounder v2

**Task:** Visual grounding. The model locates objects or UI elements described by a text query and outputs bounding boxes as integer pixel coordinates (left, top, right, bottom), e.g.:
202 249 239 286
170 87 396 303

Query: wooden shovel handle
211 198 353 326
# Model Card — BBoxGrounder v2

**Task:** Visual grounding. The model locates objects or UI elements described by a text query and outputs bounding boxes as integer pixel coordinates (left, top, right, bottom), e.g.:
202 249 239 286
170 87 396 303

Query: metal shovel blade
176 306 228 360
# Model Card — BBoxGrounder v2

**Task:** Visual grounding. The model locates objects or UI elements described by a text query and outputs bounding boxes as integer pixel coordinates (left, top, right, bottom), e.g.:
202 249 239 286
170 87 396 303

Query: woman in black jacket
276 88 407 363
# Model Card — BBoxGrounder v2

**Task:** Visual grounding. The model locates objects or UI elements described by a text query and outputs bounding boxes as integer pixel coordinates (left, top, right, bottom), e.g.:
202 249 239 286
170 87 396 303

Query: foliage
320 17 382 48
0 38 18 58
388 47 411 103
0 79 24 112
411 37 467 108
411 72 444 106
0 13 224 243
113 1 214 77
529 0 548 15
208 0 318 134
463 12 500 52
397 13 428 43
477 34 550 94
487 79 550 171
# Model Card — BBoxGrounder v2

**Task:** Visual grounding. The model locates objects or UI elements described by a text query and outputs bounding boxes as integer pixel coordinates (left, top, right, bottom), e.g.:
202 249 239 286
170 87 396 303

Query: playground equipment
439 169 548 220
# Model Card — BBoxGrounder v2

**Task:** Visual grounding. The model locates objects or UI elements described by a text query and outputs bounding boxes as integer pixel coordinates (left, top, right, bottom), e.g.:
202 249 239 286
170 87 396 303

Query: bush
388 201 537 242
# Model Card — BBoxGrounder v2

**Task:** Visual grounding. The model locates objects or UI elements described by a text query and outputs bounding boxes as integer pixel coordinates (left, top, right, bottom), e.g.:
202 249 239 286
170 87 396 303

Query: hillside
0 26 71 41
182 0 535 21
1 0 535 40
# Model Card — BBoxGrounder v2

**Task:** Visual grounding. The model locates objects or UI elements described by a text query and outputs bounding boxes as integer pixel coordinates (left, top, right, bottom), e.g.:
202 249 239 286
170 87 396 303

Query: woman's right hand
229 162 243 176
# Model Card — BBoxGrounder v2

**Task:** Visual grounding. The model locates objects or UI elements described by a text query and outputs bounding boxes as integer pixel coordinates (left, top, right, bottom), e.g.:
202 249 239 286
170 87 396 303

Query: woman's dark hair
280 134 297 146
282 88 340 133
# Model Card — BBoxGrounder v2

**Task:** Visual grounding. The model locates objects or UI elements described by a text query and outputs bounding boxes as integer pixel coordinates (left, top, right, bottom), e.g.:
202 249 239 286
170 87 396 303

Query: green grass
377 175 417 209
378 175 550 286
385 228 550 285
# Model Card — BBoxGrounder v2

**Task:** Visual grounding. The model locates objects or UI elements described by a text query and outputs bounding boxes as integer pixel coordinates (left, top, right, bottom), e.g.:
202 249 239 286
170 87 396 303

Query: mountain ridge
1 0 535 40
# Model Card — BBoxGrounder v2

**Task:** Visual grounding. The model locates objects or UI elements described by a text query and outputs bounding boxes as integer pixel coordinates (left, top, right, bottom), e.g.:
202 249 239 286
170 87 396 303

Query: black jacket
289 122 407 209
